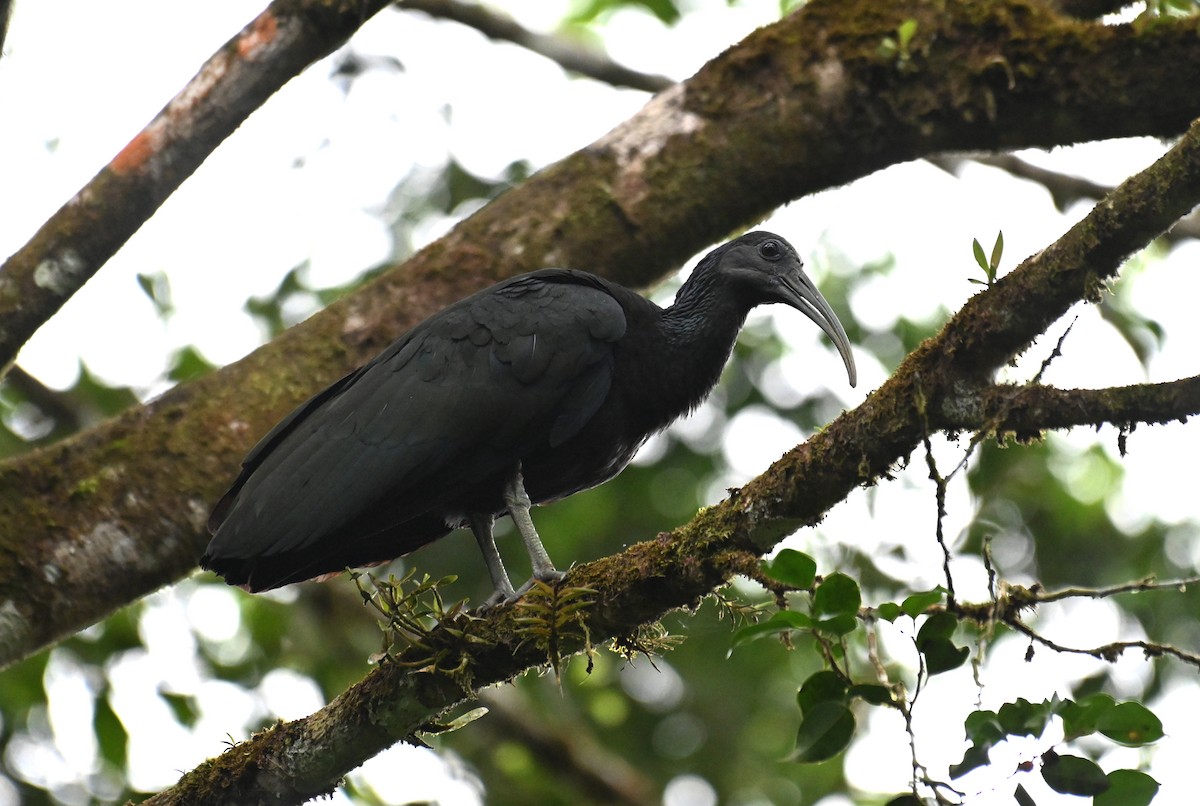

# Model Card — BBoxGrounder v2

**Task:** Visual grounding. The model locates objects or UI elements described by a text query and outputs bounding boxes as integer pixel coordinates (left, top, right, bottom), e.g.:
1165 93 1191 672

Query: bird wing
206 270 626 560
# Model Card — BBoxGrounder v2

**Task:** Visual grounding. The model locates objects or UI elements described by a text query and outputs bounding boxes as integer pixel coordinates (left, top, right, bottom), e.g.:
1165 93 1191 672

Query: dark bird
201 232 856 604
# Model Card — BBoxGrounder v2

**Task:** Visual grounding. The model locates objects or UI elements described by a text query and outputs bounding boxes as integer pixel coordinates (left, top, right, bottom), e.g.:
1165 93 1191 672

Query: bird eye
759 240 782 261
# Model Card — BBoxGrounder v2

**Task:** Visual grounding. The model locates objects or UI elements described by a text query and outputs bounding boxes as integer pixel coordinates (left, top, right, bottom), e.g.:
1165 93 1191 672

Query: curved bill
777 272 857 388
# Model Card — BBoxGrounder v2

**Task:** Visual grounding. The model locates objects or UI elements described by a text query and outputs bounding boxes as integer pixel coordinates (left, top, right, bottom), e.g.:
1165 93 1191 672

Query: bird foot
512 568 567 598
478 583 519 611
476 569 567 611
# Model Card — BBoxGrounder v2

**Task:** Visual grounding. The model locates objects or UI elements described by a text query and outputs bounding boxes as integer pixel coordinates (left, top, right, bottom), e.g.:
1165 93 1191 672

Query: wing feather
205 271 626 565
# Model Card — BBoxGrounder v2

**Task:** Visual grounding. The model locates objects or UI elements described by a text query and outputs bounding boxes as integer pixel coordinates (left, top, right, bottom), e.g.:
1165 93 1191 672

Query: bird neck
654 272 750 416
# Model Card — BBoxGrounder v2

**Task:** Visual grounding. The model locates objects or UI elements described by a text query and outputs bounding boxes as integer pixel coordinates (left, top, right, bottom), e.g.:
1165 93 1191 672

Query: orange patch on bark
111 128 160 175
238 12 279 60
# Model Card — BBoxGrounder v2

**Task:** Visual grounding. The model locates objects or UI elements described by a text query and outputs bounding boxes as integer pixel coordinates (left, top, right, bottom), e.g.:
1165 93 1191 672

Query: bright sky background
2 1 1198 805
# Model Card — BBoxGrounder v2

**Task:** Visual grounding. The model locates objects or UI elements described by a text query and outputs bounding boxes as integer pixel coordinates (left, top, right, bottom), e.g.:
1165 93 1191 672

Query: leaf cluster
955 694 1162 804
351 569 479 679
512 581 597 680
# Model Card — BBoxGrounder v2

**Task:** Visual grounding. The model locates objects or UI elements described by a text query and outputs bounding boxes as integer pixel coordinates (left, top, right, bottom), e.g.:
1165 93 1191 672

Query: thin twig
1006 617 1200 669
923 434 957 608
950 575 1200 669
929 153 1200 242
396 0 674 92
1025 575 1200 605
1030 318 1076 385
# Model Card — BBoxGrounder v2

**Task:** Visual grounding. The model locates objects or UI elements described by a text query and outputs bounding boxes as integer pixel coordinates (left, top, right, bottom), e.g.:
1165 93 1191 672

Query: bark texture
0 0 1198 685
141 119 1200 804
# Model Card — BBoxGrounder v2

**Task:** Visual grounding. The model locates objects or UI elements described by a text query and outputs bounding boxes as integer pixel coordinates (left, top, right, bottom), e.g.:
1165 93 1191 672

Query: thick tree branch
138 116 1200 806
395 0 674 92
0 0 394 374
3 0 1200 672
926 127 1200 387
935 376 1200 434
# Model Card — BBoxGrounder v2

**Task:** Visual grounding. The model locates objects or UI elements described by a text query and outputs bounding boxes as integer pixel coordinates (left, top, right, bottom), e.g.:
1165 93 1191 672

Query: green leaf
93 692 128 770
1058 693 1116 740
896 18 918 49
1041 752 1110 797
920 636 969 674
813 573 861 618
437 706 489 734
789 701 855 763
1098 301 1165 369
997 698 1054 738
136 271 174 317
160 689 199 728
1095 769 1159 806
1097 701 1164 746
797 670 847 714
729 610 813 649
953 707 1007 779
916 611 958 642
990 230 1004 270
950 742 991 779
916 612 968 674
761 549 817 589
963 710 1006 745
70 363 139 418
167 345 216 383
972 237 989 272
848 684 893 705
876 602 902 622
900 587 946 618
569 0 681 25
1013 783 1037 806
815 614 858 636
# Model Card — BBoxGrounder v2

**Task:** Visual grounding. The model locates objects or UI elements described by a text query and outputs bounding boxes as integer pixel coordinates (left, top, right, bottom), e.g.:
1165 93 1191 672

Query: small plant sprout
970 230 1004 287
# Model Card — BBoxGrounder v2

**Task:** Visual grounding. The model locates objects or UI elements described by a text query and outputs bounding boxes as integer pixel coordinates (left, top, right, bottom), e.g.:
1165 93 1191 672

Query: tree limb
1008 616 1200 668
136 112 1200 806
395 0 674 92
3 0 1200 673
0 0 394 375
952 576 1200 669
929 153 1200 242
935 376 1200 434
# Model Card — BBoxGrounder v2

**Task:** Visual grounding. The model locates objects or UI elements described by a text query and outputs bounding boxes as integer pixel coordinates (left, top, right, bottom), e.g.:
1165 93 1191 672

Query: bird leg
469 513 519 606
504 465 565 596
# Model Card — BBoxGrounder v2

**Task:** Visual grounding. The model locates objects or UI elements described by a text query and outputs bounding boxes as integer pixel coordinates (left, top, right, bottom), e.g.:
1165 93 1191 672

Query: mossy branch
135 117 1200 805
4 0 1200 673
0 0 1192 800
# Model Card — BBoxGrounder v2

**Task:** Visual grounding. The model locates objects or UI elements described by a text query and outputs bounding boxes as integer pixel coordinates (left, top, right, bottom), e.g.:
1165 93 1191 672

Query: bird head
712 231 857 388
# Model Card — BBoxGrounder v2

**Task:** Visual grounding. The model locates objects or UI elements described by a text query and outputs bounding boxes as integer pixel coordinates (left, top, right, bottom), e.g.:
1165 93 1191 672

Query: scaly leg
469 513 518 606
504 465 565 597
